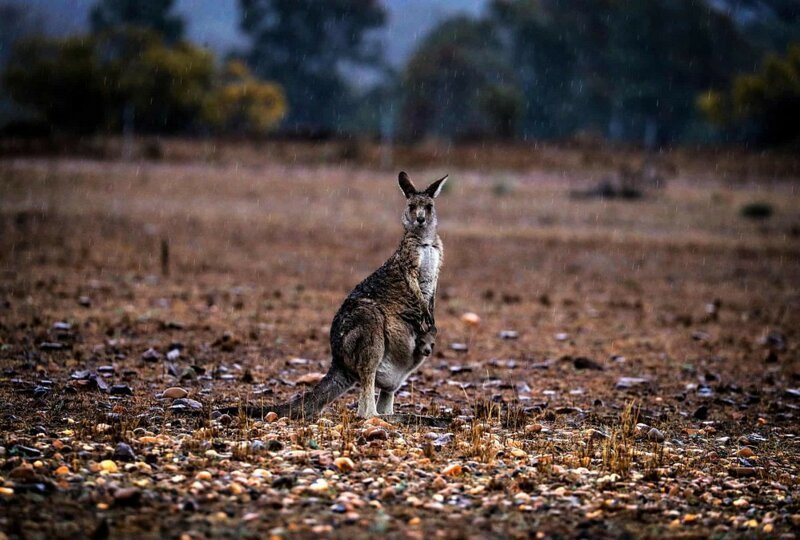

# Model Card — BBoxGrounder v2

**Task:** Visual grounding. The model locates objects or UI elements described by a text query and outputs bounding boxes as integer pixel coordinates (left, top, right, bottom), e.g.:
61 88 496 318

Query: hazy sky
20 0 486 65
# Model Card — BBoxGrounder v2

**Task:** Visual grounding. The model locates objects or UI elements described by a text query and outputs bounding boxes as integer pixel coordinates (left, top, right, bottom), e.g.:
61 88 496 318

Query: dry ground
0 154 799 539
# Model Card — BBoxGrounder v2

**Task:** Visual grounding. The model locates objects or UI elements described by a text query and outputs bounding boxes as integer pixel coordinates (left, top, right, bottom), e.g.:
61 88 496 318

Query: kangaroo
222 171 447 420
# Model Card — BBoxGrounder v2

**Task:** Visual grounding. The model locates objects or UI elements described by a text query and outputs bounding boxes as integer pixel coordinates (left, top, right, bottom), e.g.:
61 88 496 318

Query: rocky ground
0 158 798 539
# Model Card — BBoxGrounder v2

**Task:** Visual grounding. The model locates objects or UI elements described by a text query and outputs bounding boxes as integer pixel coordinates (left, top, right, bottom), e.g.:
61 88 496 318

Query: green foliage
0 4 55 130
402 0 776 144
401 16 516 141
100 29 215 132
239 0 386 132
3 36 109 134
2 29 234 134
203 60 287 134
489 0 589 139
90 0 184 43
604 1 754 145
480 84 524 140
700 45 800 145
489 0 756 144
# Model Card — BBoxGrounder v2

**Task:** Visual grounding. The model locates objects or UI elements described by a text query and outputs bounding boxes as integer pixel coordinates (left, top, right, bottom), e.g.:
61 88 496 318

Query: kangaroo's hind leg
377 390 395 415
340 320 385 419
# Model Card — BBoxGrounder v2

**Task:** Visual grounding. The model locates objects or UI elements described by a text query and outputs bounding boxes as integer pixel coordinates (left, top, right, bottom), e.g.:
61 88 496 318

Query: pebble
693 405 710 420
461 312 480 326
363 427 388 441
432 476 447 490
364 417 392 428
162 387 188 399
334 457 355 472
729 467 759 477
196 471 212 480
9 463 35 480
308 479 329 494
11 445 42 458
296 372 326 385
99 460 119 473
250 440 265 452
647 428 666 442
442 463 462 477
113 442 137 462
110 384 133 396
525 424 543 434
616 377 650 389
113 487 141 506
737 447 755 458
265 411 279 423
141 348 162 362
572 357 604 371
172 398 202 411
587 429 609 441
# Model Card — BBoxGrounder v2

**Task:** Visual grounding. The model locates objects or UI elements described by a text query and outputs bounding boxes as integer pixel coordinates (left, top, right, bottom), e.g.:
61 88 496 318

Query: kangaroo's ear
424 175 448 198
398 171 417 198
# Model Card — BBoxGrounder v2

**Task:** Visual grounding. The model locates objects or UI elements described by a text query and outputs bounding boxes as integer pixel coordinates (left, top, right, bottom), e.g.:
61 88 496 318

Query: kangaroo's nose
416 216 425 224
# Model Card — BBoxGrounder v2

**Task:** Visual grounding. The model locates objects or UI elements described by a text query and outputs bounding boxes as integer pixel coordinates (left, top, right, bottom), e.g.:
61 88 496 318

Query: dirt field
0 154 799 539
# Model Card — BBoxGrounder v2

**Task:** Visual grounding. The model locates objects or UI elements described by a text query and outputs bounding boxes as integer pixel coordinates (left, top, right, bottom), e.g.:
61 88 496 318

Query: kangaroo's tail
220 368 355 420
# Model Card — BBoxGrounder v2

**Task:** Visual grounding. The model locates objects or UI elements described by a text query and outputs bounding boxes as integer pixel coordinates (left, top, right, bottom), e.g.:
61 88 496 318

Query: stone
113 442 137 462
363 427 388 441
334 457 355 472
162 387 188 399
141 348 162 362
99 460 119 473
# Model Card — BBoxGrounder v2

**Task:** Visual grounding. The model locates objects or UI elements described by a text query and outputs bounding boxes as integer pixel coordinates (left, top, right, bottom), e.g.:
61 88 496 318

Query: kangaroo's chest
417 244 441 299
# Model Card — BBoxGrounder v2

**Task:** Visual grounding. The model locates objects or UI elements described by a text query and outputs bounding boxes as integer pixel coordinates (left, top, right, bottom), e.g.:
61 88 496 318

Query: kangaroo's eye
425 204 433 211
408 204 416 212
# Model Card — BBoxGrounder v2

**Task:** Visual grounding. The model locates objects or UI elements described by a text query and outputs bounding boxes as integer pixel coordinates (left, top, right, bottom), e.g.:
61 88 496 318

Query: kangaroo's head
398 171 448 236
415 328 437 358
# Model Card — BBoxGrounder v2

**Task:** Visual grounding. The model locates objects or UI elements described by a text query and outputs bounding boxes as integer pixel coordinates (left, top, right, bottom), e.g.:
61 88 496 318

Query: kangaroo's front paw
421 310 435 331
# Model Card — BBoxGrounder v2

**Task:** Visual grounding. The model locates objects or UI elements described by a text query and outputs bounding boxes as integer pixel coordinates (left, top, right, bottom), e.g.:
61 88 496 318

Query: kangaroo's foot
357 380 379 418
376 390 395 415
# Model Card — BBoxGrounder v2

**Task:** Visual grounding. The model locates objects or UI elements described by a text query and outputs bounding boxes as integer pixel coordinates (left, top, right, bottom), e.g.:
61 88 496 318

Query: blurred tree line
1 0 799 146
396 0 800 146
1 0 287 136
